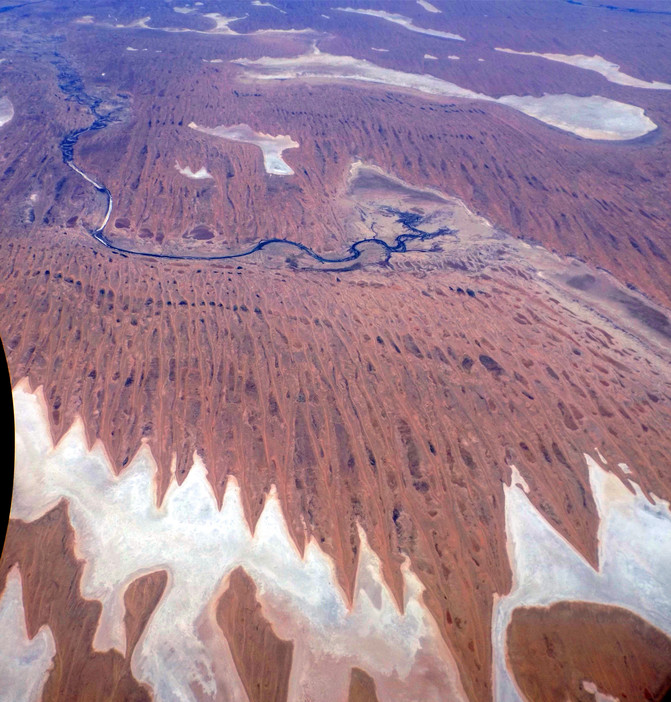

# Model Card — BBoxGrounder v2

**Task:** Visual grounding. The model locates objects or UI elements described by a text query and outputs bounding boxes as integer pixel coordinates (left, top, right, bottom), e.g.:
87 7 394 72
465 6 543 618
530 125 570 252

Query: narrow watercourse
57 57 454 268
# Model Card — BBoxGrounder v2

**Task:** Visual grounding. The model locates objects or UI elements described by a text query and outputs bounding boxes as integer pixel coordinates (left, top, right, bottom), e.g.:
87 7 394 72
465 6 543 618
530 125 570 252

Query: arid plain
1 1 671 701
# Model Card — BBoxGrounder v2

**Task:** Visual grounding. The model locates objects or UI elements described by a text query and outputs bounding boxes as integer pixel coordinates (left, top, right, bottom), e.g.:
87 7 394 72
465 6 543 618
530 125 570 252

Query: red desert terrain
1 1 671 701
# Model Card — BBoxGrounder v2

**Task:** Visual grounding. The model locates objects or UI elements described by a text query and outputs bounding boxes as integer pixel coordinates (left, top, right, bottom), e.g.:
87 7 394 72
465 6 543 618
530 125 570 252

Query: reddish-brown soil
3 3 671 304
50 43 671 304
348 667 379 702
4 228 671 701
216 567 293 702
124 570 168 664
2 1 671 700
507 601 671 701
0 502 166 702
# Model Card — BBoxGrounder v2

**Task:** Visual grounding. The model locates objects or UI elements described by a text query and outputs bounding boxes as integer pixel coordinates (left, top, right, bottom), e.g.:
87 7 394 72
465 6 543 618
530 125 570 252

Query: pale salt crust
495 48 671 90
10 383 469 702
175 161 213 179
77 13 315 37
0 568 56 702
233 49 657 140
417 0 441 13
0 96 13 127
335 8 464 41
582 681 619 702
252 0 286 13
508 465 530 494
189 122 299 175
493 454 671 701
497 93 656 141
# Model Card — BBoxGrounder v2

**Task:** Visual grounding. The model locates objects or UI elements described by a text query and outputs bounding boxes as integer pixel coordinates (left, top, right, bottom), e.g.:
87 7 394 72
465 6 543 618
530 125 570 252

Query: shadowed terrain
1 1 671 700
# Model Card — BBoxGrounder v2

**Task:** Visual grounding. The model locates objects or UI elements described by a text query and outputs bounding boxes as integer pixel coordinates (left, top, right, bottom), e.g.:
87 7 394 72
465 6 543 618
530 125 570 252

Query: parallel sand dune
9 383 469 702
3 2 671 701
5 199 671 700
233 49 657 140
8 383 671 702
189 122 299 175
495 48 671 90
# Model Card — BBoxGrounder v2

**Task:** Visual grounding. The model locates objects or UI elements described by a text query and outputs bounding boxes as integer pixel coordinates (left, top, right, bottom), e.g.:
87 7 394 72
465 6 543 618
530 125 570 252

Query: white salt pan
495 48 671 90
233 49 657 140
252 0 286 13
0 96 13 127
10 383 469 702
497 93 656 140
189 122 299 175
417 0 441 13
81 12 314 37
0 568 56 702
175 161 213 179
335 8 464 41
492 454 671 700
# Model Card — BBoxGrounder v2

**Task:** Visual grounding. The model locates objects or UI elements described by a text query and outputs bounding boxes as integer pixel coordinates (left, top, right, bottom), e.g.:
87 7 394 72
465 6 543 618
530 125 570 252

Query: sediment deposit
2 1 671 700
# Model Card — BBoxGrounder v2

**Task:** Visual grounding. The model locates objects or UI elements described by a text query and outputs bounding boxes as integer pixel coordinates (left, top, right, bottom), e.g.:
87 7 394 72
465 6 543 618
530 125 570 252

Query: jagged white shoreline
8 382 671 700
0 568 56 702
9 382 467 702
493 455 671 700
